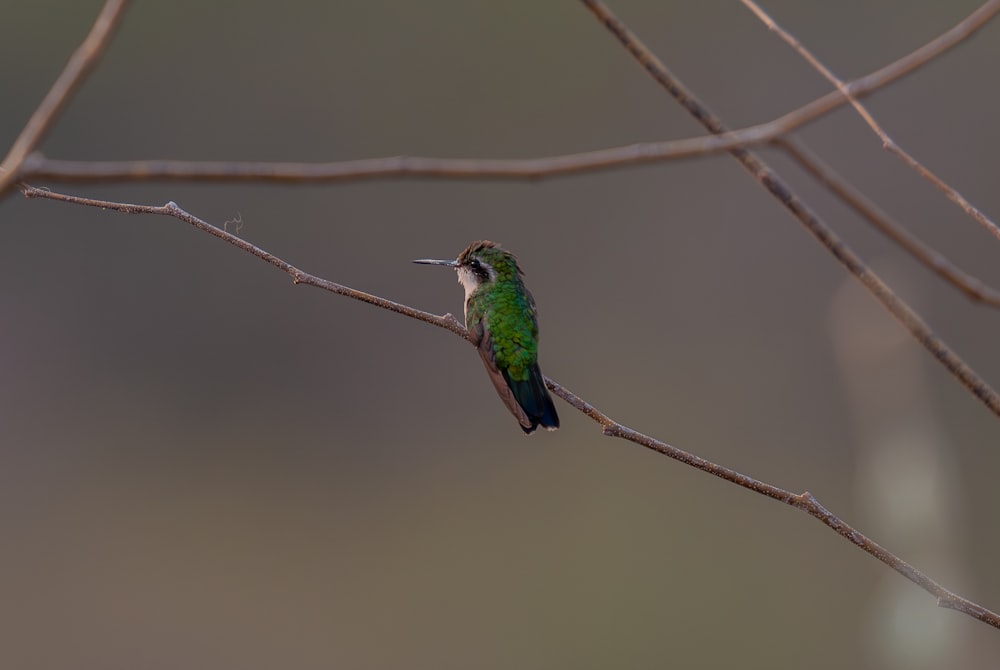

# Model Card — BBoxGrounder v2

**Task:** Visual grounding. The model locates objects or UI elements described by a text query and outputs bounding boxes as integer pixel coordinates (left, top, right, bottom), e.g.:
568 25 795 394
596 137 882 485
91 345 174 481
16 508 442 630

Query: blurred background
3 1 1000 667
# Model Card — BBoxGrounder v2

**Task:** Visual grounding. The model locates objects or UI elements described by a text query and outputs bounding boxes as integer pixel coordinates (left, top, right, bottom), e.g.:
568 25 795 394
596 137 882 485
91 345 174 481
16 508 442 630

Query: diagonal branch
21 183 1000 630
579 0 1000 427
0 0 130 198
743 0 1000 244
16 0 1000 186
19 186 465 339
777 137 1000 307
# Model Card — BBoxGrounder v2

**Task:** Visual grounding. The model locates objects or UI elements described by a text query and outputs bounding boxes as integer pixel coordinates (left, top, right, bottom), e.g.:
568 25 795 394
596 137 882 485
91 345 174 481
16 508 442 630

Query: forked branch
743 0 1000 244
578 0 1000 427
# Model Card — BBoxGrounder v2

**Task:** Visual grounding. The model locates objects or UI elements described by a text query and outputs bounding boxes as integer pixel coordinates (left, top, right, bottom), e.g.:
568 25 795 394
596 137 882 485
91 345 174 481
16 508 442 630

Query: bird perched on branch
415 240 559 434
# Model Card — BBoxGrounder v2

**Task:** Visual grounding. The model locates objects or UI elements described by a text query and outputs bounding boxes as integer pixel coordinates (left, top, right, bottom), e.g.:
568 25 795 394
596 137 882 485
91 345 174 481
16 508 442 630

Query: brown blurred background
3 1 1000 668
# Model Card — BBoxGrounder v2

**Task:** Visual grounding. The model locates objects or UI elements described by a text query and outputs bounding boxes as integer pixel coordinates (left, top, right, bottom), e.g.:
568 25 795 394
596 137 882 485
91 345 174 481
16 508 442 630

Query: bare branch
0 0 130 197
743 0 1000 244
19 186 465 337
19 140 771 184
579 0 1000 427
21 182 1000 630
17 0 1000 186
778 138 1000 307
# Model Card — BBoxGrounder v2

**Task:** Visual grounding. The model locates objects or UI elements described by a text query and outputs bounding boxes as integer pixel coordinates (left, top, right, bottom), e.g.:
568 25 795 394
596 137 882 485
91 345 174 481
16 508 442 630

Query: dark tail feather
506 364 560 434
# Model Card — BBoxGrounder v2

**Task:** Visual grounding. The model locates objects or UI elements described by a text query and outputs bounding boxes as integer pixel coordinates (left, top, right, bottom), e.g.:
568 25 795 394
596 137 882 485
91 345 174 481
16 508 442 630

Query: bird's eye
470 260 481 270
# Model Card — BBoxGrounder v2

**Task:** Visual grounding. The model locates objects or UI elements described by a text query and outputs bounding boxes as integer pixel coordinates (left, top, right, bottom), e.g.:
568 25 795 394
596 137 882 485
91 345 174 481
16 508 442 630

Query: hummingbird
414 240 559 434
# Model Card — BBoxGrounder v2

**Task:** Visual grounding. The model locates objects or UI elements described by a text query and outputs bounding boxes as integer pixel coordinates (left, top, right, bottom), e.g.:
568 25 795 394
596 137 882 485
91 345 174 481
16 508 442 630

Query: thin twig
21 183 1000 630
17 0 1000 186
0 0 130 197
19 185 465 338
579 0 1000 428
743 0 1000 244
777 137 1000 307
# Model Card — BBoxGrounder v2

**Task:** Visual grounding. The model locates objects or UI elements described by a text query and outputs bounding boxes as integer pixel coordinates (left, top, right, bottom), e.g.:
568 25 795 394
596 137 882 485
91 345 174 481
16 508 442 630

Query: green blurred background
3 1 1000 667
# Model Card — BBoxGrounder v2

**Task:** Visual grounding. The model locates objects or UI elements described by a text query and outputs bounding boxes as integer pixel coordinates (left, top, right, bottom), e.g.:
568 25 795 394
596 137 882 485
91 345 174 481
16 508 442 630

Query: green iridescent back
463 244 538 383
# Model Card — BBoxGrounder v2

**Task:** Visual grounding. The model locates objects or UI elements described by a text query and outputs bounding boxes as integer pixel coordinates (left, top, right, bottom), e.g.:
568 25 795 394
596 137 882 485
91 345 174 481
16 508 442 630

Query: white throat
456 266 479 308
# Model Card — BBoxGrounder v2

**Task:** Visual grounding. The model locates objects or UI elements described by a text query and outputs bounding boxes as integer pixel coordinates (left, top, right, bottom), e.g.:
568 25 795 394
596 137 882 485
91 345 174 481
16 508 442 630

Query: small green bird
414 240 559 434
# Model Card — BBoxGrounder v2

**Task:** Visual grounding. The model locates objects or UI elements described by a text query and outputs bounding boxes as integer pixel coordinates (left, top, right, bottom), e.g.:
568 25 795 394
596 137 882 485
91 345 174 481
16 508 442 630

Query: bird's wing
473 320 533 431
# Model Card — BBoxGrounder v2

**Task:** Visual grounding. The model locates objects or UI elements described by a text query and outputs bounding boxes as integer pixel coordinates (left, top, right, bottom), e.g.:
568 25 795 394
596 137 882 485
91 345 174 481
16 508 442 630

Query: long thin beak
412 258 458 267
